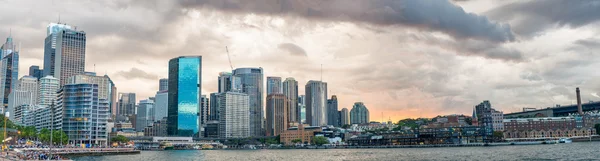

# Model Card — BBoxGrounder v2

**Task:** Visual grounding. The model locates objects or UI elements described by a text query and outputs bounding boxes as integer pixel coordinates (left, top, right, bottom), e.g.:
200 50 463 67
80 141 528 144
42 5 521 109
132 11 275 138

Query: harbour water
71 142 600 161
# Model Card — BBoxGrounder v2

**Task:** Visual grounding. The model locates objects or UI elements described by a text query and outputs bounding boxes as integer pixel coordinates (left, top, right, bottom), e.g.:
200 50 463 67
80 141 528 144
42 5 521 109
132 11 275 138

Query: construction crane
226 46 234 70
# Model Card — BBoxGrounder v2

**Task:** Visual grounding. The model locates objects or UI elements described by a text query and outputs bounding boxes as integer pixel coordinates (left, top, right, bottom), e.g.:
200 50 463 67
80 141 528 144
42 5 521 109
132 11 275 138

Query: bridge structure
505 101 600 118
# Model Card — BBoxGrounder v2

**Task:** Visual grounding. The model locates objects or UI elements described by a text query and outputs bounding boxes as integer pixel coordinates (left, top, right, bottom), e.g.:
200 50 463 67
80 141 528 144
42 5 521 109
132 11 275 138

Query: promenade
2 148 139 160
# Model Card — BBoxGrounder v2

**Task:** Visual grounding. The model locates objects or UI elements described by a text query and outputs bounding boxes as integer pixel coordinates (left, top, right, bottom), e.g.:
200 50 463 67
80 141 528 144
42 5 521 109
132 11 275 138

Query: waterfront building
159 78 168 91
7 76 38 120
218 72 242 93
43 23 86 86
423 114 469 128
144 118 168 137
204 120 220 138
28 66 43 80
200 95 209 137
118 93 136 116
0 36 19 110
13 104 34 125
350 102 369 124
327 95 339 127
472 107 479 126
305 80 327 126
340 108 350 126
280 124 322 145
233 68 264 137
32 105 62 131
283 77 298 124
38 76 59 106
266 76 282 95
218 92 250 138
299 95 306 124
266 94 288 136
136 99 155 132
475 100 504 131
68 74 117 116
167 56 202 137
503 116 595 139
60 83 109 145
154 90 168 121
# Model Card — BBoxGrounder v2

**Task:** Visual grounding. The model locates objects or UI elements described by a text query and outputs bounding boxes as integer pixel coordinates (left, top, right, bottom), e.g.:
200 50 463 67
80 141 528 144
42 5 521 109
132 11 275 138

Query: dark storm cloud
277 43 307 56
407 33 523 61
115 67 160 80
180 0 515 42
488 0 600 37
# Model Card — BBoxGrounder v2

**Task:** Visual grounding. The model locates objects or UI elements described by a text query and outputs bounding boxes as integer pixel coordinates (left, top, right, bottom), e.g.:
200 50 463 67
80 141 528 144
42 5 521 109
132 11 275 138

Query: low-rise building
503 116 596 139
280 124 322 145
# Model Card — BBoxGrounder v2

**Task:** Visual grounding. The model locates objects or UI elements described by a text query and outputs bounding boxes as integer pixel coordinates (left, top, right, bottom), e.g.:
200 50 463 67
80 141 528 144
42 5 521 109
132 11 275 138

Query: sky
1 0 600 122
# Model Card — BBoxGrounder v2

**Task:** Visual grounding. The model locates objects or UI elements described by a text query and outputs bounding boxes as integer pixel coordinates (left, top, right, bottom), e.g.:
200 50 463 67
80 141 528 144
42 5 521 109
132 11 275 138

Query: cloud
180 0 515 42
115 68 160 80
277 43 307 56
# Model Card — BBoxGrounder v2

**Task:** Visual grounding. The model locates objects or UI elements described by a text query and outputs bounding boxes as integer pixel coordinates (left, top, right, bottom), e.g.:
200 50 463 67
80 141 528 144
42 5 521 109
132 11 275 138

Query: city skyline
3 0 600 122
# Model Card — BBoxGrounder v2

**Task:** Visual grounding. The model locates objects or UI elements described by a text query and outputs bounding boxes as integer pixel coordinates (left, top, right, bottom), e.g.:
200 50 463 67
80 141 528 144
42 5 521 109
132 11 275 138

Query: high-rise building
159 78 168 91
218 72 241 93
299 95 306 124
209 93 220 121
327 95 339 127
68 74 117 116
305 80 327 126
475 100 504 131
28 65 43 80
42 23 86 86
167 56 202 137
0 36 19 110
107 76 118 118
266 94 288 136
233 68 264 137
350 102 369 124
136 99 154 132
200 95 209 137
282 78 298 124
154 90 168 121
7 76 38 121
118 93 136 116
17 76 38 102
218 92 250 138
60 83 109 145
266 77 282 95
340 108 349 126
37 76 59 106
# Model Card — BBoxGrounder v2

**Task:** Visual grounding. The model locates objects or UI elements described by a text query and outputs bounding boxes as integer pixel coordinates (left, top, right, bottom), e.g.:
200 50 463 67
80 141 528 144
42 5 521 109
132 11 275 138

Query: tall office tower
118 93 136 116
305 80 328 126
167 56 202 137
298 95 306 124
0 36 19 110
233 68 264 137
218 92 250 138
266 94 288 136
136 99 154 132
209 93 220 121
18 76 38 102
107 75 118 117
68 74 117 115
37 76 59 106
218 72 242 93
350 102 369 124
282 78 298 124
327 95 339 127
266 77 282 95
60 83 109 145
154 90 168 121
199 95 209 137
340 108 349 126
7 76 39 119
159 78 168 91
43 23 86 86
28 65 43 80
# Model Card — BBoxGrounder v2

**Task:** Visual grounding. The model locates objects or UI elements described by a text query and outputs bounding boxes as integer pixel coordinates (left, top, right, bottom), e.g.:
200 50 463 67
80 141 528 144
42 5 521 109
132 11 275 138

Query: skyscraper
0 36 19 110
17 76 38 102
118 93 136 116
43 23 86 86
68 74 117 116
218 92 250 138
154 90 168 121
305 80 327 126
298 95 306 124
7 76 38 118
136 99 154 132
350 102 369 124
266 94 287 136
200 95 209 137
327 95 339 127
167 56 202 137
60 83 109 145
266 77 282 95
233 68 264 137
340 108 349 126
159 78 168 91
28 65 43 80
218 72 241 93
37 76 59 106
209 93 220 121
283 77 298 124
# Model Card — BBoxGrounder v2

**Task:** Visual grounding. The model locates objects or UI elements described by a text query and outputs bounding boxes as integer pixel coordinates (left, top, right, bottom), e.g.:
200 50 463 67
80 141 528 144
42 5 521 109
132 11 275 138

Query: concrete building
305 80 327 126
18 76 38 102
144 118 168 137
159 78 168 91
7 76 38 121
200 95 209 137
218 72 241 93
42 23 86 86
42 23 72 77
266 94 288 136
38 76 59 107
218 92 250 138
118 93 136 116
233 68 264 137
503 116 596 139
475 100 504 132
154 90 168 121
167 56 202 137
340 108 350 126
280 124 322 145
327 95 339 127
68 74 117 116
350 102 369 124
136 99 154 132
266 76 282 95
60 83 109 145
0 36 19 110
29 65 43 80
283 77 298 124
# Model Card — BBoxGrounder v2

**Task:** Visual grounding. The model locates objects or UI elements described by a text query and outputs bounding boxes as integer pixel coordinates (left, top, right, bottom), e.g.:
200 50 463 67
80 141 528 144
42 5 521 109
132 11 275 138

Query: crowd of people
15 150 66 160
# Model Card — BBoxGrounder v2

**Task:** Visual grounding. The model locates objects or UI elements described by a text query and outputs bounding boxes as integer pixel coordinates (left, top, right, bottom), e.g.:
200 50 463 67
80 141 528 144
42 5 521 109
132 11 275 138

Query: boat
160 141 174 150
559 138 572 143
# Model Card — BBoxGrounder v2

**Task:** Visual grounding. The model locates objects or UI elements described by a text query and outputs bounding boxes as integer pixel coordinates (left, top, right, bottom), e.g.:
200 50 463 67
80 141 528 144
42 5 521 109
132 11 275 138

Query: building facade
266 76 282 95
200 95 209 137
283 77 298 124
475 100 504 132
218 92 250 138
305 80 327 126
136 99 154 132
68 74 117 116
218 72 241 93
298 95 306 124
503 116 596 139
340 108 350 126
0 36 19 110
280 124 322 145
167 56 202 137
159 78 168 91
60 83 109 145
233 68 264 137
350 102 369 124
118 93 136 116
327 95 339 127
266 94 288 136
43 23 72 77
37 76 59 106
28 65 43 80
47 26 86 86
154 91 168 121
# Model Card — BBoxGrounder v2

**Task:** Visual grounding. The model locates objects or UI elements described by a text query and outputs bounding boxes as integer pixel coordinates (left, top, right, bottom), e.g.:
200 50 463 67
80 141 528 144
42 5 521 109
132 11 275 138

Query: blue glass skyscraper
0 36 19 109
167 56 202 137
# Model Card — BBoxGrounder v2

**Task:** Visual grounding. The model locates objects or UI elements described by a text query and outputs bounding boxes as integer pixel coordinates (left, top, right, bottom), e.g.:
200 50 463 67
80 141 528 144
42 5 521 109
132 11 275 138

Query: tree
465 117 473 125
595 124 600 135
291 138 302 144
312 136 329 146
493 131 504 141
52 130 68 145
111 135 129 143
39 128 51 143
341 124 351 129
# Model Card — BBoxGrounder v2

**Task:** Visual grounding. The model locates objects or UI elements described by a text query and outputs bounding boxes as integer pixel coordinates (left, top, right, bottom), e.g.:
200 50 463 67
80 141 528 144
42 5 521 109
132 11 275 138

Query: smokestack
576 87 583 115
